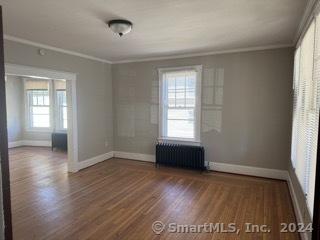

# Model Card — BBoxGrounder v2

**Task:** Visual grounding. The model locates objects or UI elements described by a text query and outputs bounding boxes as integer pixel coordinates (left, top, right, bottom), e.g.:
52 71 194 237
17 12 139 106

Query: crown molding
4 35 292 65
4 35 112 64
111 44 293 64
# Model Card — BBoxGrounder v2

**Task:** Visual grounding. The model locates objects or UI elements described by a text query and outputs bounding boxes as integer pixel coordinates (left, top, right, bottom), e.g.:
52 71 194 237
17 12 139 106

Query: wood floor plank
9 147 300 240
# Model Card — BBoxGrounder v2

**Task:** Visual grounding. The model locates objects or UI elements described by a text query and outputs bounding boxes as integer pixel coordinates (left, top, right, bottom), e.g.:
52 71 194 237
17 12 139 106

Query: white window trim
158 65 202 144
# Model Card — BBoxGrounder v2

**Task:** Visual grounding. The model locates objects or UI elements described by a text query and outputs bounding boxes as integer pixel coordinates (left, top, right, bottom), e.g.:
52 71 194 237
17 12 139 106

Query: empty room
0 0 319 240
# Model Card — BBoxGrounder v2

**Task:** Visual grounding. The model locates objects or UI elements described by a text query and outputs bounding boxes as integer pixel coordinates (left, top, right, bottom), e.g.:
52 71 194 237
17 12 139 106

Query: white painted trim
67 79 78 173
4 35 292 64
113 151 286 180
114 151 155 163
4 35 112 64
78 151 114 170
209 162 288 180
286 172 310 240
8 141 24 148
5 63 77 81
8 140 51 148
8 140 54 148
112 44 293 64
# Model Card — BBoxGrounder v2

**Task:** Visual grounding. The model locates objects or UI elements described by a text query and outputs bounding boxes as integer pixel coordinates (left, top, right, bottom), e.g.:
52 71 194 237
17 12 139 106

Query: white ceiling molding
293 0 318 46
4 35 112 64
5 34 292 65
112 44 293 64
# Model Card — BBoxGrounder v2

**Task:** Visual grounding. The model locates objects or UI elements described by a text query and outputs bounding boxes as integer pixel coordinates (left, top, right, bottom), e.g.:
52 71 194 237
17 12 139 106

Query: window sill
158 138 201 146
25 128 53 133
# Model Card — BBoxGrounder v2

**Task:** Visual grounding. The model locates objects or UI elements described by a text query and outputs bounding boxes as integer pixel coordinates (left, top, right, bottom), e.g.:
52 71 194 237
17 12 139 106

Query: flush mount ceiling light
108 19 133 37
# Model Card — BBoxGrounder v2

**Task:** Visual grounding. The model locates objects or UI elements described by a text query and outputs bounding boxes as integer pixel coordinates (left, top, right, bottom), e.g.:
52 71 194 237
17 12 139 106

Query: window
55 80 67 130
291 16 319 218
25 79 67 131
158 65 202 143
25 80 51 129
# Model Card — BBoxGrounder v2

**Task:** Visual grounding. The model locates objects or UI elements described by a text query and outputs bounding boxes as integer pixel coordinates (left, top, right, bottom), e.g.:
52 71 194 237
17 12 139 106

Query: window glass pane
168 92 175 107
167 77 175 90
186 91 195 107
63 92 67 106
176 77 185 90
168 109 194 120
167 120 194 139
63 107 67 118
44 94 50 105
176 92 185 107
56 91 68 129
37 94 44 105
32 95 38 105
33 115 50 127
32 106 49 115
186 76 196 89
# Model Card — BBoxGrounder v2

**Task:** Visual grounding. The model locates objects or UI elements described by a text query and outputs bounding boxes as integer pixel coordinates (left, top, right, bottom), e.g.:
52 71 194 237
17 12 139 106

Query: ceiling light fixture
108 19 133 37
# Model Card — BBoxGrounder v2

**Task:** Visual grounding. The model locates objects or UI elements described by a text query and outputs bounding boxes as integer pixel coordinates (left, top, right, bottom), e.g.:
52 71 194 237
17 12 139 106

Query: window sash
26 89 51 129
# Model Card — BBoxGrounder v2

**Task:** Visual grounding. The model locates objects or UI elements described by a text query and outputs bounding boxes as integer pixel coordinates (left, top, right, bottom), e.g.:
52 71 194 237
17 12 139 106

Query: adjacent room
0 0 319 240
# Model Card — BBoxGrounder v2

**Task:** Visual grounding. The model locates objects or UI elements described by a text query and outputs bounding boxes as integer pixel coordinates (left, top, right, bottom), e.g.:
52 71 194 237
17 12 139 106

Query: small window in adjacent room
24 79 68 131
55 80 67 130
158 65 202 143
25 79 51 129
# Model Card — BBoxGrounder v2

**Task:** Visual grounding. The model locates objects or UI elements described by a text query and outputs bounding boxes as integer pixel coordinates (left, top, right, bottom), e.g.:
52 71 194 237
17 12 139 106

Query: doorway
5 63 78 172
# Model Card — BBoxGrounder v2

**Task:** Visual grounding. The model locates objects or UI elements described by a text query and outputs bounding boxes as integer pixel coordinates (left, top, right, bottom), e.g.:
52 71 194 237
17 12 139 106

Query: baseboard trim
209 162 288 180
286 172 310 240
78 151 114 170
23 140 52 147
8 140 51 148
114 151 155 163
8 141 24 148
113 151 288 180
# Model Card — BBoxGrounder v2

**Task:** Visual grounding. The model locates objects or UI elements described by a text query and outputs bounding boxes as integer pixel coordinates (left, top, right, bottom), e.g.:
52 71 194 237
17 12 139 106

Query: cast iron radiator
155 143 205 172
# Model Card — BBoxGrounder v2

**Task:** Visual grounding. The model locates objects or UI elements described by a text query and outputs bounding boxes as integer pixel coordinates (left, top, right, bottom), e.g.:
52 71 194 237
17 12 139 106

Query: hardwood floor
9 147 299 240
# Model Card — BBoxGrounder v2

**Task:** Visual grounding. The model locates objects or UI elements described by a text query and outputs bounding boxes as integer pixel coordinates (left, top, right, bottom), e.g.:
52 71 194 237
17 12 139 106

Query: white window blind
295 21 315 193
306 14 320 218
291 17 319 218
291 47 300 169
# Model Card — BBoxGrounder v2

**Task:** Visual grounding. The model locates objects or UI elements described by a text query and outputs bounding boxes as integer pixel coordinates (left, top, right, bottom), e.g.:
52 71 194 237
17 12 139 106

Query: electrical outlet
105 141 109 147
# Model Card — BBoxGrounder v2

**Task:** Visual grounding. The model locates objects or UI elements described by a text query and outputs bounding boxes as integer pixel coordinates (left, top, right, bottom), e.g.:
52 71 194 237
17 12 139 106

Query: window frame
24 78 53 132
158 65 202 145
24 79 68 132
55 89 68 131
